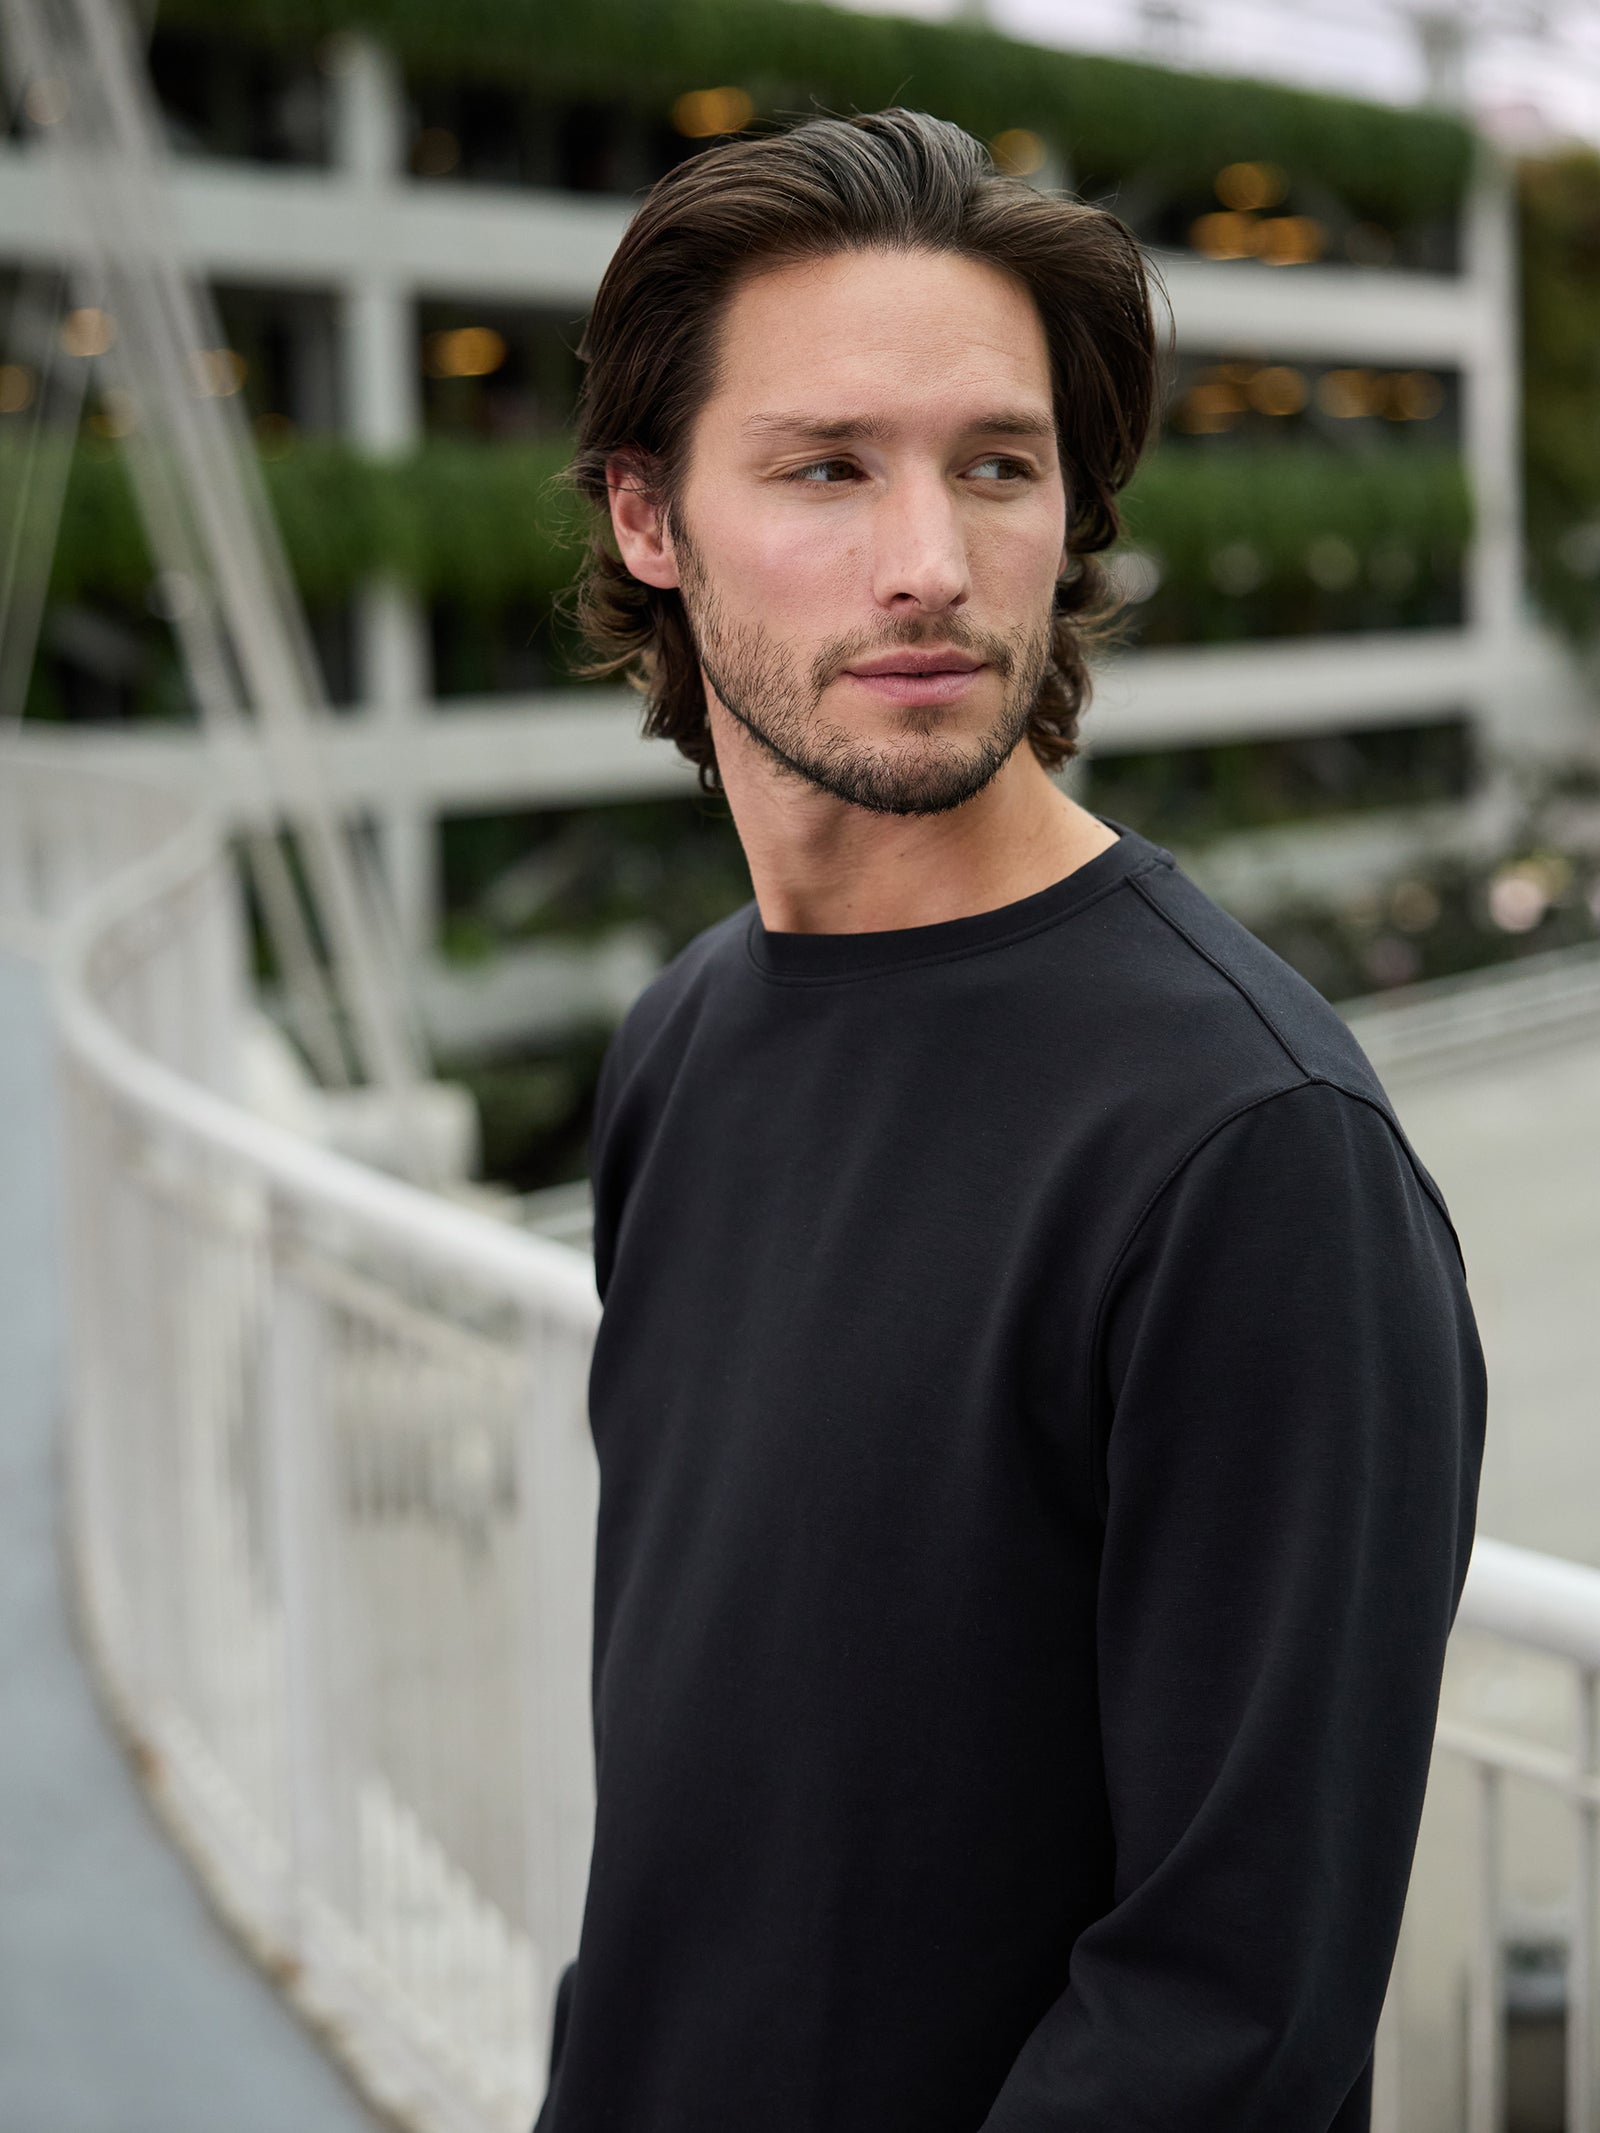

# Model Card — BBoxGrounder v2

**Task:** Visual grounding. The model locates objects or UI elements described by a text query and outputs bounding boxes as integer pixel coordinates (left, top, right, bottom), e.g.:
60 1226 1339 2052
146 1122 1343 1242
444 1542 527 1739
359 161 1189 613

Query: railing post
518 1300 600 2023
1371 1964 1403 2133
1572 1669 1600 2133
1468 1763 1506 2133
262 1227 343 1961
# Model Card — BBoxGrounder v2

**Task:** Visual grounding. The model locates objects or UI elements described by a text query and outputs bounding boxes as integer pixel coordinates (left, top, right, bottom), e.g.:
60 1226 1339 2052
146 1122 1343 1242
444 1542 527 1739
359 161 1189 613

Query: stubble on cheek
672 513 1055 816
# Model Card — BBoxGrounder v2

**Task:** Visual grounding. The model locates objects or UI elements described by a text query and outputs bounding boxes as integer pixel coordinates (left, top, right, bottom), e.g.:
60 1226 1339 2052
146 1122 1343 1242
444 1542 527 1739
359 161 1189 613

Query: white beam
0 141 1488 364
0 144 630 307
13 637 1488 822
1154 252 1492 366
1088 629 1483 752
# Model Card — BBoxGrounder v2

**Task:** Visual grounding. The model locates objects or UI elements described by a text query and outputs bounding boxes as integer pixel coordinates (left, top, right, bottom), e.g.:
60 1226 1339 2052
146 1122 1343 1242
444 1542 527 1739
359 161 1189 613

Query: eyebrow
741 410 1056 445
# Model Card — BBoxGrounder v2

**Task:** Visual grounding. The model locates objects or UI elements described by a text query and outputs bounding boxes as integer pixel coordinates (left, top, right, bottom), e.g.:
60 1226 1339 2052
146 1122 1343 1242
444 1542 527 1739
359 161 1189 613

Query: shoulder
1090 837 1394 1117
590 901 751 1148
1059 834 1460 1252
604 902 751 1077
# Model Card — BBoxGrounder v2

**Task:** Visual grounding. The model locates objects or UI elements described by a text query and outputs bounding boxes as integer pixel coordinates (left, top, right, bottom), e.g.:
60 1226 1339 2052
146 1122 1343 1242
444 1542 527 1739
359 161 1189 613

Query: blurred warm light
1315 367 1440 420
88 387 138 439
1190 211 1257 260
412 127 460 177
189 347 247 397
671 87 754 138
1387 370 1444 420
253 411 297 457
23 76 68 126
1305 533 1359 590
1255 215 1323 266
991 128 1046 177
1489 865 1550 933
1391 880 1442 933
1317 367 1376 418
1215 161 1287 212
1176 377 1247 432
1247 365 1307 416
60 307 115 358
423 326 509 380
0 363 35 414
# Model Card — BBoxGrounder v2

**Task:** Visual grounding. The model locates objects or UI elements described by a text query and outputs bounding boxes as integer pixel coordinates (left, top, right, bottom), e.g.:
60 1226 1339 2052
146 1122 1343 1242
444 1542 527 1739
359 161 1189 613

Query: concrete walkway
0 954 383 2133
1385 1034 1600 1571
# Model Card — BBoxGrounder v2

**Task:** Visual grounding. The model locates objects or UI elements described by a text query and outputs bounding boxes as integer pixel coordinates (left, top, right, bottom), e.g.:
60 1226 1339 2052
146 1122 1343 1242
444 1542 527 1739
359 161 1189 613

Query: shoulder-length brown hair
565 107 1158 793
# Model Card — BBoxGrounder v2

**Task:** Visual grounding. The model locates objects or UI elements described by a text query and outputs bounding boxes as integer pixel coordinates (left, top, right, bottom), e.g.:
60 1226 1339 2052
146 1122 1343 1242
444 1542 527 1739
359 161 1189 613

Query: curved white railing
6 740 1600 2133
4 745 600 2133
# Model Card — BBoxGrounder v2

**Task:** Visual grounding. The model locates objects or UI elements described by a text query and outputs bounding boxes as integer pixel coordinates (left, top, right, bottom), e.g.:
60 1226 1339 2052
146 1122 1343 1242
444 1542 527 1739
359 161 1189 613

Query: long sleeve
981 1079 1486 2133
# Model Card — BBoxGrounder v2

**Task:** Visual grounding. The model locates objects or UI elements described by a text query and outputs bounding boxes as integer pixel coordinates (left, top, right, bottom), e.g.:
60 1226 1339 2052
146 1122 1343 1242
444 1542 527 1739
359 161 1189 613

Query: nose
869 470 972 615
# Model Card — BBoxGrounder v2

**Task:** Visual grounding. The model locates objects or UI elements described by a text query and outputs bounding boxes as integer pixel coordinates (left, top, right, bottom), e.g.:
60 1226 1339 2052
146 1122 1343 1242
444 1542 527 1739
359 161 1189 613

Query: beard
673 520 1054 818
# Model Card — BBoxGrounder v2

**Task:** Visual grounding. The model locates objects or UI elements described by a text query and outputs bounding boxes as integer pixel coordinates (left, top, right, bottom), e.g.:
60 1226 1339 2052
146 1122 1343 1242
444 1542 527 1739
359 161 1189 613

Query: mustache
810 615 1021 693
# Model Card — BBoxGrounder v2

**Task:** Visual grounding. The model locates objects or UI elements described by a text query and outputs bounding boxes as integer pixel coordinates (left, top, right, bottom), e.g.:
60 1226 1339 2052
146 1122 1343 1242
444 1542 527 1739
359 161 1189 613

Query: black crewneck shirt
538 824 1485 2133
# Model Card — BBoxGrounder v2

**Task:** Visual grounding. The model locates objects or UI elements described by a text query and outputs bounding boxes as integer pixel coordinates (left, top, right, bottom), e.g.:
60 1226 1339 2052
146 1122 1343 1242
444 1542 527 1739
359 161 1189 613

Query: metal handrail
51 808 598 1319
8 743 600 2133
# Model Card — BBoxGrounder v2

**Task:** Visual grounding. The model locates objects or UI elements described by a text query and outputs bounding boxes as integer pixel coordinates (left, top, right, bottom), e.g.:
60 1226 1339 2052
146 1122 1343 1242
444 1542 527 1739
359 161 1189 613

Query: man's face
667 247 1068 816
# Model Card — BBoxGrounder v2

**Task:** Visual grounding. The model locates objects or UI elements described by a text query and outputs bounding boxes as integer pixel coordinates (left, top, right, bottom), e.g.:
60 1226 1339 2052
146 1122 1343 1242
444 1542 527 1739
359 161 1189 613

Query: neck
709 699 1119 936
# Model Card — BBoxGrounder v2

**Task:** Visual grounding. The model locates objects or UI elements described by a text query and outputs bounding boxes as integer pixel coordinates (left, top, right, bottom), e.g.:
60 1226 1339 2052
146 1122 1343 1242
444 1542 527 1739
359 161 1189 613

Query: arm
982 1080 1486 2132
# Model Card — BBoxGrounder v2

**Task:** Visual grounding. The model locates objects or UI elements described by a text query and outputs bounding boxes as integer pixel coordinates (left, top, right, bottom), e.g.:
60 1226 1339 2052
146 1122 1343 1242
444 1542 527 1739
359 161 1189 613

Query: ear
607 454 680 590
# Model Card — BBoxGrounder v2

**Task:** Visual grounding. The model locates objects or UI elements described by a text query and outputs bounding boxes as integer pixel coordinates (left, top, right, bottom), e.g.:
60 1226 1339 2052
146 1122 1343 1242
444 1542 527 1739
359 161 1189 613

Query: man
538 109 1485 2133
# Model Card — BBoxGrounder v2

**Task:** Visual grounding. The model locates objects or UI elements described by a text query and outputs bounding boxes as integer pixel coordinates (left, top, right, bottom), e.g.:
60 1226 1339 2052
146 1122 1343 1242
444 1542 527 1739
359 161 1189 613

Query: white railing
1421 1540 1600 2133
3 746 600 2133
5 739 1600 2132
1343 939 1600 1085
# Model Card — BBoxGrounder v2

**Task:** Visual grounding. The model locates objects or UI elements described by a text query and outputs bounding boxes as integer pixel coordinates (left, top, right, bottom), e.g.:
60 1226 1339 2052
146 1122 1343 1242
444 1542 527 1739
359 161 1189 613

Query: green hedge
1122 446 1473 583
1520 151 1600 645
153 0 1473 225
35 433 1471 620
41 436 579 607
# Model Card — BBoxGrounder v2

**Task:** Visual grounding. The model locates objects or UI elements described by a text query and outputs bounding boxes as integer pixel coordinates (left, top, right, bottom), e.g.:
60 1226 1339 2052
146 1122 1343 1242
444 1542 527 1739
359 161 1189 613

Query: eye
786 458 861 484
967 455 1033 482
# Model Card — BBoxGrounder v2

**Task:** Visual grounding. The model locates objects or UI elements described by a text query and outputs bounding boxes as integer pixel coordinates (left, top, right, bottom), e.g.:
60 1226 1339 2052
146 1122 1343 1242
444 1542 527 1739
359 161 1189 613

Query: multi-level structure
1 3 1589 999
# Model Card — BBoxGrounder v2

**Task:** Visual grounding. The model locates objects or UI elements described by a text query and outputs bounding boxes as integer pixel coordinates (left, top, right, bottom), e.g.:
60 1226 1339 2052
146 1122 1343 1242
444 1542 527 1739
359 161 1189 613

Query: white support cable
0 0 429 1106
0 269 88 735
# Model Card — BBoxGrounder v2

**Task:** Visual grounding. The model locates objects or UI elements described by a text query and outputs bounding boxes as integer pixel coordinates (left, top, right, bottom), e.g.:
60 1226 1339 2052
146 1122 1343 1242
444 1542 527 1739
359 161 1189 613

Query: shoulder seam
1081 1076 1462 1519
1128 867 1312 1079
1126 867 1459 1243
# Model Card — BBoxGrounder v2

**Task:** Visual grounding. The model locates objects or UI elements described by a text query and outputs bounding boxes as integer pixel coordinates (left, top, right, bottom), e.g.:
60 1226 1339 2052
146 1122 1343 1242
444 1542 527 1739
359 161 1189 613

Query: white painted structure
0 31 1577 960
9 733 1600 2132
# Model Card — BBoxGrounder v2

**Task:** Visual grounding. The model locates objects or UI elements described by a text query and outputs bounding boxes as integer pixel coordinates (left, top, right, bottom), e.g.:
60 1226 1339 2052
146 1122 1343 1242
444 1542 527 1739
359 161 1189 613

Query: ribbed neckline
745 819 1172 984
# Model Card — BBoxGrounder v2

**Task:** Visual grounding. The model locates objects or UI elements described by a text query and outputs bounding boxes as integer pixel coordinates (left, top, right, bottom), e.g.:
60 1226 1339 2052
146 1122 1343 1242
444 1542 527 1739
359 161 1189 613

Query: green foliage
152 0 1472 224
41 434 581 607
1124 446 1472 580
34 432 1472 637
1119 445 1472 643
1519 150 1600 645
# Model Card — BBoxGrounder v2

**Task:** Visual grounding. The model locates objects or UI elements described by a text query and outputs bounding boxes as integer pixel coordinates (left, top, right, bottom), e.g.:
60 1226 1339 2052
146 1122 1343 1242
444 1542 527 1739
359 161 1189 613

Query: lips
842 655 989 707
845 650 985 678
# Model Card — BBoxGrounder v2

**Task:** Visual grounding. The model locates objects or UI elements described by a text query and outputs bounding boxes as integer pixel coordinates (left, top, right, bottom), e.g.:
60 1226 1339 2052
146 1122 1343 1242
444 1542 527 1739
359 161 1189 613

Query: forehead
704 247 1054 435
